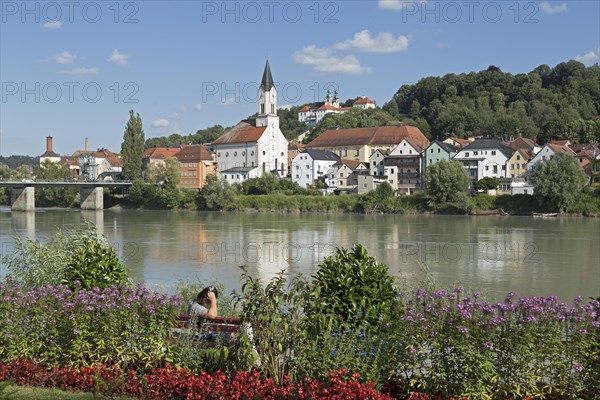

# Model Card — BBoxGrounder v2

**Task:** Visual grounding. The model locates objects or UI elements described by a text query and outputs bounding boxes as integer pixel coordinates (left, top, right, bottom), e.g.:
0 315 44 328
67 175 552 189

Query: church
212 61 289 184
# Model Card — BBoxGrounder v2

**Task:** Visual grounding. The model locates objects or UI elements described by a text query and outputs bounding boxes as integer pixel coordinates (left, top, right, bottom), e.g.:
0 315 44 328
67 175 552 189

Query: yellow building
507 148 530 178
305 126 429 163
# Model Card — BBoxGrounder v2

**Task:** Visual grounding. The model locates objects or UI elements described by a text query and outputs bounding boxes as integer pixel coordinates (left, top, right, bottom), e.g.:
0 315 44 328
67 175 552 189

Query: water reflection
0 207 598 302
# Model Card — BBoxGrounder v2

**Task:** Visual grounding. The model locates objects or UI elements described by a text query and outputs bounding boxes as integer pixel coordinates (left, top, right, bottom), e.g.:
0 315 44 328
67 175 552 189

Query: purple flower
483 341 494 350
458 326 468 334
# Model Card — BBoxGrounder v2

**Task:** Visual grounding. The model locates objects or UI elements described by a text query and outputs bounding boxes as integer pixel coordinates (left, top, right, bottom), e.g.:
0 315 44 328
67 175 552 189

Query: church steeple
257 60 277 124
261 60 275 92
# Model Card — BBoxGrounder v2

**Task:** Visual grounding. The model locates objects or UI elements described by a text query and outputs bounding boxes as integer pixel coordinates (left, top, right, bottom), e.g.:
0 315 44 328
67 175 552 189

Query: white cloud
171 112 179 119
436 42 449 49
0 129 4 135
292 46 372 75
334 30 409 53
152 119 170 128
46 51 76 64
279 104 293 110
107 49 129 66
539 2 568 14
575 48 600 66
220 98 236 106
378 0 426 10
42 21 62 29
61 67 99 76
194 104 203 111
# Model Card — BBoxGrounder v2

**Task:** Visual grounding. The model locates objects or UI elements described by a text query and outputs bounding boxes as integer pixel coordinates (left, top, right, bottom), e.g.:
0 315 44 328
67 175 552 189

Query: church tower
256 60 279 128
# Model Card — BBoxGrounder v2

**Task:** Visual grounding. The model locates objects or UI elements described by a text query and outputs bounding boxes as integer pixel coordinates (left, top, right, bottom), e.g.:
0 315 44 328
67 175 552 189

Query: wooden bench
171 314 244 345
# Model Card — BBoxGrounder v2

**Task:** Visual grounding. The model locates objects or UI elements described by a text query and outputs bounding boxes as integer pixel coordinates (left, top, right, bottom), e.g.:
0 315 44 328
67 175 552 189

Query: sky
0 0 599 156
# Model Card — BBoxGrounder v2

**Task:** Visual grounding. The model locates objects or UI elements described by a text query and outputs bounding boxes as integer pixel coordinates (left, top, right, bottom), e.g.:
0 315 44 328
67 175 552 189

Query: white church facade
212 61 289 184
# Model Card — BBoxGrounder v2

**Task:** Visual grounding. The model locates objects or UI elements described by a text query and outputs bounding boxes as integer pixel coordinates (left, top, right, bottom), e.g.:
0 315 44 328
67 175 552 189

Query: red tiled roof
339 159 363 170
212 121 267 145
548 143 577 156
289 143 306 151
174 145 214 162
317 104 343 111
551 140 570 146
510 137 537 151
299 106 310 112
450 137 471 145
60 156 79 166
306 125 429 149
143 146 182 160
89 148 122 167
354 97 374 104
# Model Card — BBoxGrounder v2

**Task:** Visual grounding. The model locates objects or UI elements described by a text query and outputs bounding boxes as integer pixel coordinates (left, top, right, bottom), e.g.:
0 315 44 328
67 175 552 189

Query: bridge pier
80 187 104 210
10 186 35 211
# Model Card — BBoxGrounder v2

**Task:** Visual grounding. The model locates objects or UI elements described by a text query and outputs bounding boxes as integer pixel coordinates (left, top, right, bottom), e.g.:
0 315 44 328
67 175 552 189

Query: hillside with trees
383 60 600 144
144 125 228 149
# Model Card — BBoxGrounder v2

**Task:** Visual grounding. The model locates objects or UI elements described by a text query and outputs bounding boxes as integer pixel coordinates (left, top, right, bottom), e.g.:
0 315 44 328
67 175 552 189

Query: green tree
146 157 180 187
529 153 589 213
199 175 236 210
476 177 499 191
121 110 145 180
33 160 77 206
424 160 470 204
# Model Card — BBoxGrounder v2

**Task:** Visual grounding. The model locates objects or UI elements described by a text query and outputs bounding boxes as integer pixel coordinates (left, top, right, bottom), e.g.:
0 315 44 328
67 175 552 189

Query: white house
369 149 388 177
383 138 425 194
212 61 289 184
452 138 513 182
292 149 340 188
527 143 577 172
352 97 376 109
78 148 122 181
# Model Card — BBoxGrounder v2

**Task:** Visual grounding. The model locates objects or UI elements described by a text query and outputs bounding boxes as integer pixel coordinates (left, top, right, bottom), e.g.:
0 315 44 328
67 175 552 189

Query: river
1 207 598 302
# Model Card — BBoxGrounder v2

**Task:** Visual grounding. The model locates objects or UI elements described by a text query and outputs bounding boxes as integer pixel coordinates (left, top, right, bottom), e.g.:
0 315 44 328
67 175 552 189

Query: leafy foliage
424 159 470 204
145 125 226 148
63 234 129 291
529 152 590 213
1 225 129 290
388 61 600 143
144 157 180 187
475 176 499 191
312 244 399 327
241 174 306 195
121 110 145 180
33 159 78 207
0 155 38 170
198 175 237 210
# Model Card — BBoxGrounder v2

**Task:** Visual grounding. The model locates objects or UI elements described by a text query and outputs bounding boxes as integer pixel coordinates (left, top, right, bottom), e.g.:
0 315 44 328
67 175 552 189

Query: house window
516 155 520 160
306 174 309 178
465 152 469 157
391 168 394 174
234 152 237 156
437 148 440 153
355 149 359 156
251 151 255 156
263 151 266 156
261 104 265 114
474 151 478 156
242 151 245 156
296 174 299 179
225 152 229 157
492 151 496 155
493 166 498 173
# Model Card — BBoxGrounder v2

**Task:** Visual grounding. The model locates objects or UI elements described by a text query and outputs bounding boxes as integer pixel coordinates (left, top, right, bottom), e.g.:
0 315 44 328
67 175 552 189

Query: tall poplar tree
121 110 145 180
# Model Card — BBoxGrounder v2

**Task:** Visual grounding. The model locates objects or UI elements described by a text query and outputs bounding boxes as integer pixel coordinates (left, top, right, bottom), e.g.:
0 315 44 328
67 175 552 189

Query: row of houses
291 128 600 195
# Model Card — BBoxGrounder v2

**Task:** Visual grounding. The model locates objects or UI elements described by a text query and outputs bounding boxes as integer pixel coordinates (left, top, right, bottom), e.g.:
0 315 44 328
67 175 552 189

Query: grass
0 383 135 400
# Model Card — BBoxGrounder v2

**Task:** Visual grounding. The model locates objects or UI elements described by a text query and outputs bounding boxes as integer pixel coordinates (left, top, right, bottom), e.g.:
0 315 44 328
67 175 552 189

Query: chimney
85 137 88 151
46 136 53 152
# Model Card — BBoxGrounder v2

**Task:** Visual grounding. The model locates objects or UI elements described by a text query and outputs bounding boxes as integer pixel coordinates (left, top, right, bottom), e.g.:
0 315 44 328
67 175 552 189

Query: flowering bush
0 359 393 400
385 289 600 398
0 281 179 370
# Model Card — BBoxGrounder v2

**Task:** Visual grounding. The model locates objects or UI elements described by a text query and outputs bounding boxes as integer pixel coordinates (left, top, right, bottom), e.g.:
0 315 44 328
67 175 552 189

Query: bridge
0 180 134 211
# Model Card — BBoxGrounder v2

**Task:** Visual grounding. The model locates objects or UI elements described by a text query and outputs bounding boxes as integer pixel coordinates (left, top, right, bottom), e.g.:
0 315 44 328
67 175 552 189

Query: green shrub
63 233 129 291
2 225 130 290
471 194 497 211
312 244 400 328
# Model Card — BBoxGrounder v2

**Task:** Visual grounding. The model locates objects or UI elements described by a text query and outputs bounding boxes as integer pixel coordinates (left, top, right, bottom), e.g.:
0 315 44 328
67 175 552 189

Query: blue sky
0 0 598 156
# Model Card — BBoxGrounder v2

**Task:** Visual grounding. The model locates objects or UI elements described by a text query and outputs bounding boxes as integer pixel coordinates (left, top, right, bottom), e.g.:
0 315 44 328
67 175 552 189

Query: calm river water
0 207 598 302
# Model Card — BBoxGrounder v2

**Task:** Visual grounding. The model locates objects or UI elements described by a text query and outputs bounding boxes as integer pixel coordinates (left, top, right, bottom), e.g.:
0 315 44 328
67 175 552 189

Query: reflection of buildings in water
11 211 35 239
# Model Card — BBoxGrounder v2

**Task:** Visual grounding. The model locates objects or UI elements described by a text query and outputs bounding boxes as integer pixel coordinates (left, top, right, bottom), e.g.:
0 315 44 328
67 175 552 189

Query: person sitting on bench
188 286 218 319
